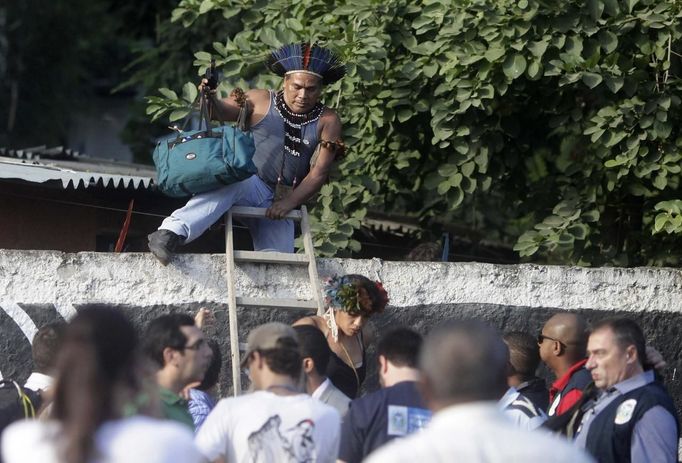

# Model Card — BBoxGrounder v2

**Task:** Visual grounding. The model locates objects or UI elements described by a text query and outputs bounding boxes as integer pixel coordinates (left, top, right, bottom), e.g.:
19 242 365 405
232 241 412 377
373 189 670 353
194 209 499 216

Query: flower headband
323 275 389 317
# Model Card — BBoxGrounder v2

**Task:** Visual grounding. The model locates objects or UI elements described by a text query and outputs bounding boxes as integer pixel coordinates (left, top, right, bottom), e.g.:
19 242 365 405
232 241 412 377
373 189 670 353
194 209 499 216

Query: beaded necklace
274 90 324 158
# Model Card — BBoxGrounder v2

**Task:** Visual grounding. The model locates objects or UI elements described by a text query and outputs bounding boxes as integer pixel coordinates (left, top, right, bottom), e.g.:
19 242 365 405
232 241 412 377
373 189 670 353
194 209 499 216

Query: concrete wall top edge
1 250 681 313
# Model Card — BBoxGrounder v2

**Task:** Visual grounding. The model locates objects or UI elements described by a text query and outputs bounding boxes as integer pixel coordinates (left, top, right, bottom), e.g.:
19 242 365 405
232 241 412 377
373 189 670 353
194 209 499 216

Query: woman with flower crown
293 274 389 399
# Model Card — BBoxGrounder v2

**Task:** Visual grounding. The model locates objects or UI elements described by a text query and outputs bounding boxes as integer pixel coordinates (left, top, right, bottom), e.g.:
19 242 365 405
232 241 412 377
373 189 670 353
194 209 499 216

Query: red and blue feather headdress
266 42 346 85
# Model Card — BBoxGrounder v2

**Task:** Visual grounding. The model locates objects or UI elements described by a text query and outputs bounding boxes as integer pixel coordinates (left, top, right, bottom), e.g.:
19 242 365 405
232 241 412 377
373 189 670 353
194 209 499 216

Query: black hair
293 325 331 376
197 339 222 391
258 337 302 379
52 305 139 463
377 327 423 368
32 322 66 373
420 320 508 402
142 313 195 368
503 331 540 378
592 317 647 368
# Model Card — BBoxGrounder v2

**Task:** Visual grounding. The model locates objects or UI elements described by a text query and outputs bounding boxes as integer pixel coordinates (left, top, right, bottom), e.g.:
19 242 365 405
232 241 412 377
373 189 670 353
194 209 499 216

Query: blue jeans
159 175 294 252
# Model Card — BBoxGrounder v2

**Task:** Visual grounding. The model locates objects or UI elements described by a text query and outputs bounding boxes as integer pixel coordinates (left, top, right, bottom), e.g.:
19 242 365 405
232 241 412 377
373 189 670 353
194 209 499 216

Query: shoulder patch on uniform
614 398 637 425
387 405 432 436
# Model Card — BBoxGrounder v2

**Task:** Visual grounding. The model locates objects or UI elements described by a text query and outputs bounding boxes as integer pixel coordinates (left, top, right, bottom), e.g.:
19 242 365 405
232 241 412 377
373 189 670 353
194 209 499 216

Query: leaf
461 161 475 177
581 210 600 222
285 18 304 31
503 54 527 80
169 108 190 121
158 88 178 100
543 215 565 227
397 109 412 123
199 0 214 14
625 0 639 13
588 0 604 21
567 224 589 240
484 46 505 62
182 82 198 103
598 31 618 54
527 40 549 58
194 51 212 61
604 76 624 93
582 72 603 89
527 60 542 80
654 213 668 232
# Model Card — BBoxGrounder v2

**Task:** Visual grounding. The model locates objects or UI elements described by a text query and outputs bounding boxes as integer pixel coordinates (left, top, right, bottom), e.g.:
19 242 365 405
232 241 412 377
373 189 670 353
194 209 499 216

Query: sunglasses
537 333 566 347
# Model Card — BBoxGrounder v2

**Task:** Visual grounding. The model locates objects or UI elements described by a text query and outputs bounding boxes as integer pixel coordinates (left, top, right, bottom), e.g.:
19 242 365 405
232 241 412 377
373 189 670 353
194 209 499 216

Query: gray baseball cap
240 322 299 367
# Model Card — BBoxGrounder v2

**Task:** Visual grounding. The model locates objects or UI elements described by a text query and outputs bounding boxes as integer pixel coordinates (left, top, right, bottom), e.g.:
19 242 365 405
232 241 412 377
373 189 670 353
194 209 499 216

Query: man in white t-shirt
195 323 341 463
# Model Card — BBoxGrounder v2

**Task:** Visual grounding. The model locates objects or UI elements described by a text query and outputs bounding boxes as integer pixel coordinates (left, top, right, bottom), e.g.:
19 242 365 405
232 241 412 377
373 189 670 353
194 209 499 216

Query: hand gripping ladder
224 205 324 395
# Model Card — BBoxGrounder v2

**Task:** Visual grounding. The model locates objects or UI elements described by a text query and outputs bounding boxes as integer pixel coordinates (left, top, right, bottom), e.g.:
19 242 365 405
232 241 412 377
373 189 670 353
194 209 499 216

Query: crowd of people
0 273 678 463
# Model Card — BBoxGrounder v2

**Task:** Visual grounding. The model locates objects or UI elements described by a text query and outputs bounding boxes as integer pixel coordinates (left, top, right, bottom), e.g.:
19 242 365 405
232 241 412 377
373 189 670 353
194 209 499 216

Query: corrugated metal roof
0 146 156 191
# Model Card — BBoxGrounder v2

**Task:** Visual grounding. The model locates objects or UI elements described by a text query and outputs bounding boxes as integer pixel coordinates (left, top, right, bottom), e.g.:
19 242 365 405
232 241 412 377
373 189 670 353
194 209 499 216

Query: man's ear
378 355 388 374
625 345 638 364
552 341 564 357
303 358 315 374
162 347 178 367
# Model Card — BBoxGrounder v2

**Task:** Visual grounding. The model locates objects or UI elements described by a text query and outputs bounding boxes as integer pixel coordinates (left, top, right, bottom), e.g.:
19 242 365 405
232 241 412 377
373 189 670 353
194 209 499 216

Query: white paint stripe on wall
54 302 77 321
0 301 38 344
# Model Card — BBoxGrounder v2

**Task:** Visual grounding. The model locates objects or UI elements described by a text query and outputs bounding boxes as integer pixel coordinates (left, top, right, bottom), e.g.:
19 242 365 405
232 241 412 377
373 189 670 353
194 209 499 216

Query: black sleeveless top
326 333 366 399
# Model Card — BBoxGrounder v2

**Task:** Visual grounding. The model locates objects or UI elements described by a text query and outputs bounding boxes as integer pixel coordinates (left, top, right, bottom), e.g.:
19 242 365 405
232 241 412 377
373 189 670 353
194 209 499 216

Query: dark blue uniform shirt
339 381 431 463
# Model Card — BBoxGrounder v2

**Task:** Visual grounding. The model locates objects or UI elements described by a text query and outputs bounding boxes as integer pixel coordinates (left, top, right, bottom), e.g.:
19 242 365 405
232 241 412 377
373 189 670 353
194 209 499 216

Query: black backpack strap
543 381 598 437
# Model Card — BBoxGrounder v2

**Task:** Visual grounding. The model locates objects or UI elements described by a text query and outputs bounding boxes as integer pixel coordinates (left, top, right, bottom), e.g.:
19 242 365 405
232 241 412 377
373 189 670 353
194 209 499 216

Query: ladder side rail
225 211 242 396
300 205 325 316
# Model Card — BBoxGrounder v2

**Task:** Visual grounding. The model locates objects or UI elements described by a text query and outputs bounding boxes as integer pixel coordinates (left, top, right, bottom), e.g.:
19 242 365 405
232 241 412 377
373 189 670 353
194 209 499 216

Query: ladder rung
230 206 302 221
233 250 309 265
236 297 317 310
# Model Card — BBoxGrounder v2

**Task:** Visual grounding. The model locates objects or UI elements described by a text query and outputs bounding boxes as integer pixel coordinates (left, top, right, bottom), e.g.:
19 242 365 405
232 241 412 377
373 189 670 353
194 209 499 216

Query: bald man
538 312 592 416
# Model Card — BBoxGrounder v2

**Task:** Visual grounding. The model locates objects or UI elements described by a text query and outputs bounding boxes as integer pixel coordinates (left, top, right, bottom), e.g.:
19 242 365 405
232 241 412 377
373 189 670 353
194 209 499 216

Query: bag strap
0 380 36 419
338 341 361 397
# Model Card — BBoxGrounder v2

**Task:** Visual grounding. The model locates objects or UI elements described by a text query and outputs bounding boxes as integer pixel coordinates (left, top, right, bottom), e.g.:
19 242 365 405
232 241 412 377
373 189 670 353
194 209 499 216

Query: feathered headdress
266 42 346 85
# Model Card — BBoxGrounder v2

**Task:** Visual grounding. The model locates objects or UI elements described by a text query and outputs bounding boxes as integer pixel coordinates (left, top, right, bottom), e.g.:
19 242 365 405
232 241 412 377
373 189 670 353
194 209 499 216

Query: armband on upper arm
230 88 247 108
319 139 346 158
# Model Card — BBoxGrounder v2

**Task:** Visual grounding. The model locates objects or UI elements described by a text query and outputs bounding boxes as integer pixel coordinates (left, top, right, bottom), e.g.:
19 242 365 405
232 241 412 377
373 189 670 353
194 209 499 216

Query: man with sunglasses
537 312 592 417
143 313 214 430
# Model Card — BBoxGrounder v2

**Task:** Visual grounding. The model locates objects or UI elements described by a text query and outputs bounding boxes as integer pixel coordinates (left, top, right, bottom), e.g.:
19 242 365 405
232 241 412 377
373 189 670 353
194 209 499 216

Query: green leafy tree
147 0 682 265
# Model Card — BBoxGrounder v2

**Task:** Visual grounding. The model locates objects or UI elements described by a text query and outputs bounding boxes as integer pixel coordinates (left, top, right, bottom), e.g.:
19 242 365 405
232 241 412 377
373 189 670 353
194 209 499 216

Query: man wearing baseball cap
195 322 341 463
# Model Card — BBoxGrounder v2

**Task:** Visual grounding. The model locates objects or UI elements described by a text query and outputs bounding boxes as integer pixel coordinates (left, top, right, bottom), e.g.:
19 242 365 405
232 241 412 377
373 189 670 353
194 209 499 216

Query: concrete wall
1 250 681 412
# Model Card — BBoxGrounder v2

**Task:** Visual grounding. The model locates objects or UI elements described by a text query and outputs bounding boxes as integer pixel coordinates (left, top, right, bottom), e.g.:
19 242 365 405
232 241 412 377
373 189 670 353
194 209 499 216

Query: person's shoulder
246 88 270 100
319 108 341 127
245 89 271 109
348 384 391 417
364 432 422 463
2 418 53 444
1 420 58 463
328 382 351 403
293 315 324 329
102 415 194 441
526 431 595 462
103 417 203 463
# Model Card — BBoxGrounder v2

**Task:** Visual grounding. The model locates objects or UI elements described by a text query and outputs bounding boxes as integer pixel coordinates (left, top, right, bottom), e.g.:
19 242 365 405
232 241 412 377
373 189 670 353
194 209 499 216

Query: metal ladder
224 205 324 395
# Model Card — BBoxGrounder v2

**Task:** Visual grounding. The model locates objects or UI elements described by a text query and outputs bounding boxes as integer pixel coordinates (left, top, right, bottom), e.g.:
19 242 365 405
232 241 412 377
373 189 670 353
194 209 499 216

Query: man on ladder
148 42 346 265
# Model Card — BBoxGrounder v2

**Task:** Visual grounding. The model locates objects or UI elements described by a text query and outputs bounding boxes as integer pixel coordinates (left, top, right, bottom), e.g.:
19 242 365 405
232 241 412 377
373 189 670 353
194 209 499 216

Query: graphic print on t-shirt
246 415 316 463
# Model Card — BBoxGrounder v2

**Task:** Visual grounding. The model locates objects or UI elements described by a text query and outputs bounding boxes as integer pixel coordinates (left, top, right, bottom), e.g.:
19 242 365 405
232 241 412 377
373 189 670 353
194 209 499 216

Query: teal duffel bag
153 94 257 198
